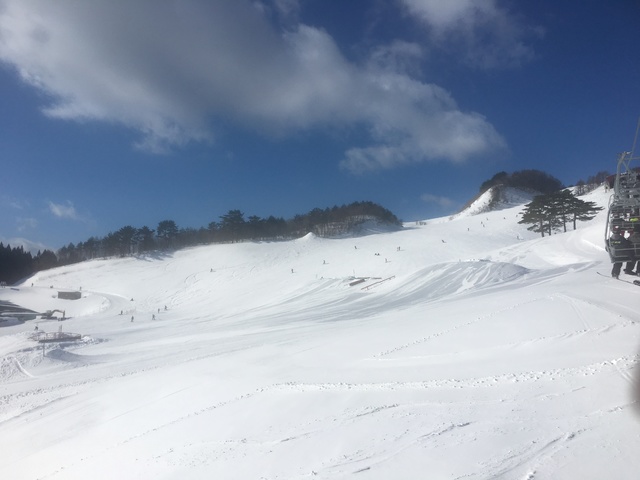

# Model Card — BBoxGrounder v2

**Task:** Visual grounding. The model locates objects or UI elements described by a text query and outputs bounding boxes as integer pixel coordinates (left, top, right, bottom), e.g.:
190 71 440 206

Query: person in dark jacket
624 223 640 275
609 225 633 278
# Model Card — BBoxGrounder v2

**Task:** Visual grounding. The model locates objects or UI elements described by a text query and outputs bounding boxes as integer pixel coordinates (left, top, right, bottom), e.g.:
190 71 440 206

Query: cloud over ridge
0 0 514 169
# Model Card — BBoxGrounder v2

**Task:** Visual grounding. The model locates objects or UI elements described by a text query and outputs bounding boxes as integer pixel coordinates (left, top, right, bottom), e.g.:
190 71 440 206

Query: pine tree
136 226 156 253
157 220 179 247
568 195 603 229
519 195 549 237
519 189 603 237
219 210 246 241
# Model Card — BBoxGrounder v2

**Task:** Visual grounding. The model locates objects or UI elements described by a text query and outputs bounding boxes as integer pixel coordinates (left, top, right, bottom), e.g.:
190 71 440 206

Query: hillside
2 186 640 480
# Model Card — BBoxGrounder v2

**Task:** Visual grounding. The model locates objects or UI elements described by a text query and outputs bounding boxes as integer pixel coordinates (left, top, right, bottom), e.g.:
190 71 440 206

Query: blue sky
1 0 639 252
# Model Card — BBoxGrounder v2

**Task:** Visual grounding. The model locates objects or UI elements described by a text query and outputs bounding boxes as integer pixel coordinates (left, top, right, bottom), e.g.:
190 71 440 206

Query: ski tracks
373 296 559 359
454 431 582 480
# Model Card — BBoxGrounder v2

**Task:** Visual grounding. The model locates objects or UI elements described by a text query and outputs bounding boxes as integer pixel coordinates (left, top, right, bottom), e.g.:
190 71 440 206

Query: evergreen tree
0 243 34 284
116 225 138 256
549 190 574 233
519 189 602 236
568 194 603 229
136 226 156 253
247 215 264 239
33 249 58 271
219 210 245 241
519 195 553 237
83 237 101 260
157 220 179 247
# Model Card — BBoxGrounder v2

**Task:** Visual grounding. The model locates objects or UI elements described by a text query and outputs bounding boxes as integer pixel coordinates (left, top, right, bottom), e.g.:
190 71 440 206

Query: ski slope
1 186 639 480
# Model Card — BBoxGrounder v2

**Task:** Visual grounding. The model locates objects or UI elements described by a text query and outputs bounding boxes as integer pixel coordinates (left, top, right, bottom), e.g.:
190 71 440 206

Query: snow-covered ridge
452 185 537 219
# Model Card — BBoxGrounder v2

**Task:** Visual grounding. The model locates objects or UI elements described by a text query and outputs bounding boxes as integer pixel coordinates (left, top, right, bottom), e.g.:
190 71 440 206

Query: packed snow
1 186 639 480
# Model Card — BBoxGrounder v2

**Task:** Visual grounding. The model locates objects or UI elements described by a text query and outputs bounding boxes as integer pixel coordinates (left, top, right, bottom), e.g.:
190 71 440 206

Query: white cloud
2 195 28 210
398 0 542 69
367 40 424 76
401 0 477 27
0 0 507 169
16 217 38 232
421 193 455 208
339 70 506 173
48 200 79 220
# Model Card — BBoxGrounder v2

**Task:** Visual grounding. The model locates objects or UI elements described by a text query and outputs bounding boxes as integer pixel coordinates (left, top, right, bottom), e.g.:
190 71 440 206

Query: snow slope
1 186 639 480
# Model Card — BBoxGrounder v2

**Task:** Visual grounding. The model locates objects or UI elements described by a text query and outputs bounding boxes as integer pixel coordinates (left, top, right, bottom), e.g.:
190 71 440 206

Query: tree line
518 189 603 237
0 244 58 285
480 169 565 195
480 169 611 197
0 201 401 283
574 171 611 195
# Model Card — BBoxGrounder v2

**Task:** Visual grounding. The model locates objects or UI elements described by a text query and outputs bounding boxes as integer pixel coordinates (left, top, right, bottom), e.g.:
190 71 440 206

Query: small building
58 291 81 300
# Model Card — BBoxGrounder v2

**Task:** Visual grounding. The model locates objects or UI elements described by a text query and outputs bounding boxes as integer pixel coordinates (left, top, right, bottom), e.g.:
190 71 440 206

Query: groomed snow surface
2 186 640 480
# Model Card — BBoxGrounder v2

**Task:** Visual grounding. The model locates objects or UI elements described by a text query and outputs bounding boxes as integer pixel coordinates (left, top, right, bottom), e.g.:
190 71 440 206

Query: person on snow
624 223 640 275
608 220 633 278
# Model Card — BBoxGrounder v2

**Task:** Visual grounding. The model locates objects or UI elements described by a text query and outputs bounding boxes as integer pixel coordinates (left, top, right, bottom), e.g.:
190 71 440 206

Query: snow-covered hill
2 186 639 480
452 185 538 219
